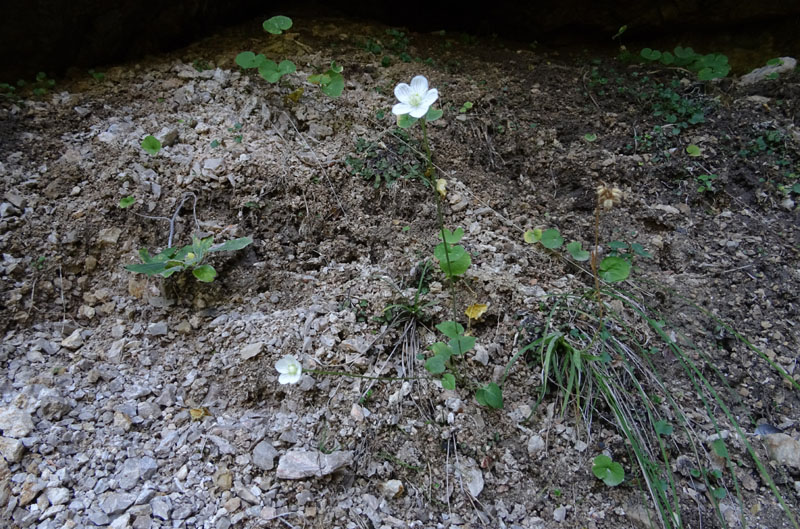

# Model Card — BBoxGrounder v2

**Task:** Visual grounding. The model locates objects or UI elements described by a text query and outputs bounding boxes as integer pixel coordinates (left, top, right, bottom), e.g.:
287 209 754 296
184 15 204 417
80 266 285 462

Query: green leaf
540 228 563 249
209 237 253 253
436 321 465 339
425 108 443 122
235 51 258 69
592 455 624 486
258 60 281 83
118 196 135 209
584 133 597 142
396 113 418 128
792 183 800 194
449 335 476 356
263 15 292 34
125 262 169 276
712 487 727 500
320 72 344 98
711 438 729 459
598 257 631 282
430 342 453 358
523 229 542 244
193 264 217 282
640 48 661 61
441 373 456 390
654 420 673 436
440 228 464 244
434 244 471 277
566 241 590 261
425 354 447 374
766 58 783 67
330 61 343 73
141 135 161 155
277 60 296 75
660 51 675 65
686 144 702 157
475 382 503 409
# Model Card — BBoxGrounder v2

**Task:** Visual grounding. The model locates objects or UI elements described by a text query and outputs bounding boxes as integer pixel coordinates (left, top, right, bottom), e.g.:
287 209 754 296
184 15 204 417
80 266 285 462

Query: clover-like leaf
540 228 564 249
425 354 447 374
193 264 217 283
235 51 258 69
397 113 419 129
440 228 464 244
436 321 465 339
686 144 702 157
263 15 292 35
523 229 542 244
320 72 344 98
441 373 456 390
566 241 590 261
118 196 135 209
475 382 503 409
598 257 631 282
592 455 624 486
141 135 161 155
449 335 476 356
584 133 597 142
425 108 443 122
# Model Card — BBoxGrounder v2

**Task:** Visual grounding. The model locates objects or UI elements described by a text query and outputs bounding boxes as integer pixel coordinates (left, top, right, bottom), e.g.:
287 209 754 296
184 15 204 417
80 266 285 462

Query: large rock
276 449 353 479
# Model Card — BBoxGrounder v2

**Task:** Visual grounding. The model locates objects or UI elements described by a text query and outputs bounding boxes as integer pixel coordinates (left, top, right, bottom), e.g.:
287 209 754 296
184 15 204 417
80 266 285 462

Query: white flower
392 75 439 119
275 355 302 384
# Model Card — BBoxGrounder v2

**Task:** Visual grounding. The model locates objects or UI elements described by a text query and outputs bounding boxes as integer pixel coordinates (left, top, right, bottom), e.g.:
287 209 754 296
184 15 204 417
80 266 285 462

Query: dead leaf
465 303 488 320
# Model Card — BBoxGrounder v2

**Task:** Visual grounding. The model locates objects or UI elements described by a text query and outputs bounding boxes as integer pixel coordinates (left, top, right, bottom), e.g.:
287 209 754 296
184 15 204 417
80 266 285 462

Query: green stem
420 119 458 322
306 369 420 382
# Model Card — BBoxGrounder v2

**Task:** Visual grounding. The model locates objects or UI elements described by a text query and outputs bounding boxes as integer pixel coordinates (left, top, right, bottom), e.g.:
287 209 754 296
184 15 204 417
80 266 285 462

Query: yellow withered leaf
436 178 447 199
189 407 211 421
465 303 488 320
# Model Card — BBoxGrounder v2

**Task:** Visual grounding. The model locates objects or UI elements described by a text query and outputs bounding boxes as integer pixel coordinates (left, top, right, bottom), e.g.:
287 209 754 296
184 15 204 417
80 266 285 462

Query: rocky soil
1 15 799 529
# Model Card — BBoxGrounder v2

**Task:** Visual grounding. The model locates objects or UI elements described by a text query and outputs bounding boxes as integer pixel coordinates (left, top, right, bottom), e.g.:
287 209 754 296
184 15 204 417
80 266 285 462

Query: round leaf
598 257 631 282
566 241 590 261
584 133 597 142
475 382 503 409
441 373 456 390
592 455 624 486
686 144 702 157
425 354 447 374
235 51 257 69
523 229 542 244
141 135 161 155
118 196 135 209
192 264 217 283
425 108 443 122
263 15 292 34
540 228 564 249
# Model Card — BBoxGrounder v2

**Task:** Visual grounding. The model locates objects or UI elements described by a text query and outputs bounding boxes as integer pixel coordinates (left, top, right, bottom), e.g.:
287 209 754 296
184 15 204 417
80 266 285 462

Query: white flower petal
279 372 301 385
392 102 413 116
275 357 292 373
410 75 429 94
394 83 412 103
421 89 439 107
409 105 429 118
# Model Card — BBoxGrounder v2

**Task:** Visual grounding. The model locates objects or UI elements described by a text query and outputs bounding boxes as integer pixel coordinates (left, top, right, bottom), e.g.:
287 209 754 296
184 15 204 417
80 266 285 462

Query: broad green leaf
118 196 135 209
566 241 590 261
711 438 729 459
660 51 675 65
540 228 563 249
441 373 456 390
425 354 447 374
277 60 296 75
436 321 465 339
584 133 597 142
434 244 471 277
263 15 292 34
160 265 184 278
640 48 661 61
125 262 168 276
396 114 418 128
425 108 443 122
598 257 631 282
141 135 161 155
320 72 344 98
654 420 673 436
258 60 281 83
475 382 503 409
449 335 476 356
440 228 464 244
712 487 727 500
209 237 253 253
430 342 453 358
193 264 217 282
592 455 624 486
235 51 257 69
523 229 541 244
686 144 702 157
